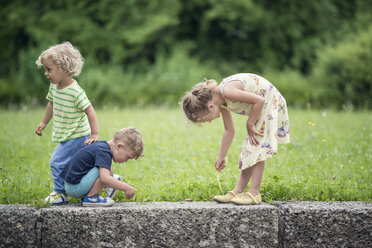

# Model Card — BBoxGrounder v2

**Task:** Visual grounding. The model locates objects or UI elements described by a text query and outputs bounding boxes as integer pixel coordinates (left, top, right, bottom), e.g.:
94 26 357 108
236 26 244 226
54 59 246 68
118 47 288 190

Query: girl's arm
222 81 265 146
99 167 136 199
84 105 99 145
35 101 53 136
215 107 235 171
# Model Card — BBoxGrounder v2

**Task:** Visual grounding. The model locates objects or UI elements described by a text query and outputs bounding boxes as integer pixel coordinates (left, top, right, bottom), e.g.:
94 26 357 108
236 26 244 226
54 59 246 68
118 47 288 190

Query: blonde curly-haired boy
35 41 99 205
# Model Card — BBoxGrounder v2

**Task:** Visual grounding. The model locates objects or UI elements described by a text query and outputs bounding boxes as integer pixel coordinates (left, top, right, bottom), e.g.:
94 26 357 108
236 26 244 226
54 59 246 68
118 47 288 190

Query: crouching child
60 127 144 207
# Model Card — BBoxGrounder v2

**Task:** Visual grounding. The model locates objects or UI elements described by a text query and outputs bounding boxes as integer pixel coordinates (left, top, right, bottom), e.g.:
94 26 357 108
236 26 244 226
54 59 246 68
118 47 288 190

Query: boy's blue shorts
65 167 99 199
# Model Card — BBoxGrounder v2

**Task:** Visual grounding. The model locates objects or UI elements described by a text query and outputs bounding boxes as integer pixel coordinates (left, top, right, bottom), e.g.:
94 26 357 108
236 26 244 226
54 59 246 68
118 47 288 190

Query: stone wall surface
277 201 372 248
40 202 278 248
0 201 371 248
0 205 41 248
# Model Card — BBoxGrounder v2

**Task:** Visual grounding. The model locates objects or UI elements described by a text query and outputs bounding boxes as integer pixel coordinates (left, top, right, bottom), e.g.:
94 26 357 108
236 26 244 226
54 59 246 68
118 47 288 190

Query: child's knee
241 167 251 175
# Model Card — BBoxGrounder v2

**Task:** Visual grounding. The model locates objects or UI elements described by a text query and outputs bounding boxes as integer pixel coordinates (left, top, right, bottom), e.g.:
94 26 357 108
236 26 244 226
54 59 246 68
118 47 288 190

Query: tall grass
0 108 371 205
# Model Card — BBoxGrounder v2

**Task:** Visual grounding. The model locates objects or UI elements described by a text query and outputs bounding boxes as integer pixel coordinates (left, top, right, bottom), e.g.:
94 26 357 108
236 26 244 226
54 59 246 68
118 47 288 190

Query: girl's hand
84 134 98 145
215 157 226 172
35 122 46 136
246 122 263 146
125 186 137 199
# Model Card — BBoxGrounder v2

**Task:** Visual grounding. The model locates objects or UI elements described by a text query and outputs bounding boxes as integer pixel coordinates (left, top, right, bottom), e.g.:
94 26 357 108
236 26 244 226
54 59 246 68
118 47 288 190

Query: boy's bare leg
87 178 104 196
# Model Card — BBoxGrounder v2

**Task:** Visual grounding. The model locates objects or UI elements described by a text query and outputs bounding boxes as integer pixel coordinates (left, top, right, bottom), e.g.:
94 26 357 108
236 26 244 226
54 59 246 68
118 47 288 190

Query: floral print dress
219 73 290 170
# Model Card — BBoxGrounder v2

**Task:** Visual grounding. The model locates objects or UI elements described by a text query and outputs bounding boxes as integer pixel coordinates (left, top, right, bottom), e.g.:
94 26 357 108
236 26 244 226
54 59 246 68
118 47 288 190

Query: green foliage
1 0 372 108
263 70 312 108
1 108 371 204
195 0 338 73
311 25 372 109
1 0 180 65
14 48 50 104
79 45 221 107
0 78 20 105
196 0 265 72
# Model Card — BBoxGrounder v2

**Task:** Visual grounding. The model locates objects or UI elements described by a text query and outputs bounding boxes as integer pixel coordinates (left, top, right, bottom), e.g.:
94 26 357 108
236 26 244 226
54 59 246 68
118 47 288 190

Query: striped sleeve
46 84 53 101
75 90 91 111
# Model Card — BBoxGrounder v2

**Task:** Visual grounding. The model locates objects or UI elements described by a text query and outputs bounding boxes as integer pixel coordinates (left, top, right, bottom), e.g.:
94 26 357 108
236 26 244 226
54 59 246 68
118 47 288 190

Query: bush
311 25 372 109
8 47 49 106
0 78 20 106
129 45 222 106
80 45 221 107
263 70 311 109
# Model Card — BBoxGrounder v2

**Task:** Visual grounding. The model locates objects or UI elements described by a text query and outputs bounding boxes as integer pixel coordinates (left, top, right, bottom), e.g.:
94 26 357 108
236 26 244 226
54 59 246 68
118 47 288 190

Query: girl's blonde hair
181 79 218 122
35 41 84 76
113 127 144 159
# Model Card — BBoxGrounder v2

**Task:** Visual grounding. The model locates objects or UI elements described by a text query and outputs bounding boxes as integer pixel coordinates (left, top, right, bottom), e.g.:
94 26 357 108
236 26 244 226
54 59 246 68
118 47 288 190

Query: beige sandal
213 191 244 203
230 192 262 205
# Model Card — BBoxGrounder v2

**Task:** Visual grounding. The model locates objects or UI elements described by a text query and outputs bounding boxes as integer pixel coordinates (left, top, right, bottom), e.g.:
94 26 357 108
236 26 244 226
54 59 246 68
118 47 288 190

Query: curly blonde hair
35 41 84 76
113 127 144 159
181 79 218 122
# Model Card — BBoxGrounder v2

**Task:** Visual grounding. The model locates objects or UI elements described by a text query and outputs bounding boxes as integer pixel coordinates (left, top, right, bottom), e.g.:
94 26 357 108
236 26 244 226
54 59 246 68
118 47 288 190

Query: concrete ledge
278 201 372 247
1 201 371 248
0 205 42 248
41 202 278 247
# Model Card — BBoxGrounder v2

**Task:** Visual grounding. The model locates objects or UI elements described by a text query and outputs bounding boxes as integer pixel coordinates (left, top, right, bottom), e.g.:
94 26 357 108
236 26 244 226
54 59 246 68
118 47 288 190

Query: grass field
0 107 371 206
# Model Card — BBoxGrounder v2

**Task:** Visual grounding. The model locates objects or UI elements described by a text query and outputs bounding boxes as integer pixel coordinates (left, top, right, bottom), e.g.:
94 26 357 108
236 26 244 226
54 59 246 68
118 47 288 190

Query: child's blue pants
50 135 89 194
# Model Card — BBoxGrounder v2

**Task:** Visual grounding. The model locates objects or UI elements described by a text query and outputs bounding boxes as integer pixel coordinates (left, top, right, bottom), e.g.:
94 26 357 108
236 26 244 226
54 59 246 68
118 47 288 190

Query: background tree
0 0 371 108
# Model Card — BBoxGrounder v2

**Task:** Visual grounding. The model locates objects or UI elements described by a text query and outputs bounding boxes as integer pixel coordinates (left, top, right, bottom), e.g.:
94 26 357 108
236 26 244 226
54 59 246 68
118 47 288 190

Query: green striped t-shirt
46 81 91 143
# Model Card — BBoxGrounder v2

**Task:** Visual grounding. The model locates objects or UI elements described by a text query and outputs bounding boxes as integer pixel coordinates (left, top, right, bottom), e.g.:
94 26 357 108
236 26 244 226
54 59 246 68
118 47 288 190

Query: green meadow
0 108 371 206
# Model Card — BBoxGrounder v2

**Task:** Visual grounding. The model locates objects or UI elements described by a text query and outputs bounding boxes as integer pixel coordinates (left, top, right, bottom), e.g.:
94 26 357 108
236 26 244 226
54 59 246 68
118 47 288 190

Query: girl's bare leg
231 160 265 196
247 161 265 196
232 166 253 194
221 160 265 197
